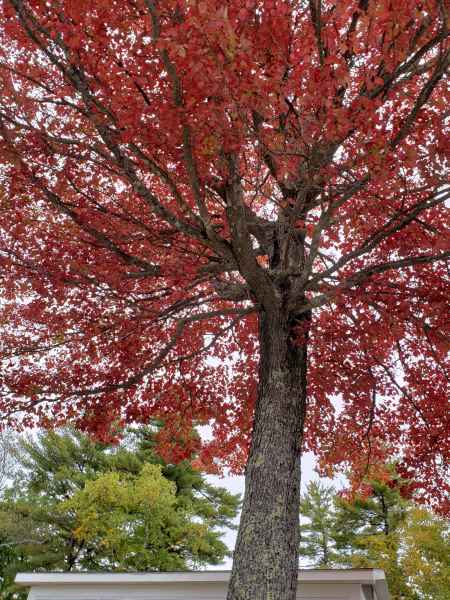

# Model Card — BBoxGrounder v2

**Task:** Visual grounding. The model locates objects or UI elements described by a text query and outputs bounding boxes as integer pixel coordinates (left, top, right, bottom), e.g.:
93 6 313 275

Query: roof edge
15 569 387 587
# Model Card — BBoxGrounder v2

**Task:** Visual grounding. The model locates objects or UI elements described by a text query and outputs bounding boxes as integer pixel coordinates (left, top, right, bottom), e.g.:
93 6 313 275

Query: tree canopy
0 1 448 597
0 427 240 597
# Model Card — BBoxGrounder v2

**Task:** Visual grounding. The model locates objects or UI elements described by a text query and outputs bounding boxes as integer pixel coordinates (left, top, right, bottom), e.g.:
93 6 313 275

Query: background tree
299 473 450 600
401 506 450 600
334 475 411 599
0 1 448 597
0 534 27 600
0 427 239 594
62 464 228 571
299 481 339 568
0 430 24 600
0 430 17 494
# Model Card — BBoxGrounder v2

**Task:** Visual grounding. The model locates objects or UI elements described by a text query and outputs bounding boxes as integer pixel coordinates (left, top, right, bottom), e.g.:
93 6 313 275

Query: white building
16 569 390 600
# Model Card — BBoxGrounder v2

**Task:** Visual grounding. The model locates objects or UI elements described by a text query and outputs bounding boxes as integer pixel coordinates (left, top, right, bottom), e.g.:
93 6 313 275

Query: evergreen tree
0 537 28 600
0 427 240 596
0 431 17 495
299 481 339 568
333 476 411 600
334 475 408 544
299 472 450 600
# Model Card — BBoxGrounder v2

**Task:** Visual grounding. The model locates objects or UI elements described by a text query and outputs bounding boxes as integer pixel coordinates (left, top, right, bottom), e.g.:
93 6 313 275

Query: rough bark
227 307 308 600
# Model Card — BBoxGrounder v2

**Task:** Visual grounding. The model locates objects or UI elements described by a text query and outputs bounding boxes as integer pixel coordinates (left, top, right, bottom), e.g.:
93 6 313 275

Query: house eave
15 568 388 587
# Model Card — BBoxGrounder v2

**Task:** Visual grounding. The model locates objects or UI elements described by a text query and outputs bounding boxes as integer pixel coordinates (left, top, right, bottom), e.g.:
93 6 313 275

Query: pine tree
333 477 412 599
0 427 240 594
299 471 450 600
333 474 408 550
299 481 339 568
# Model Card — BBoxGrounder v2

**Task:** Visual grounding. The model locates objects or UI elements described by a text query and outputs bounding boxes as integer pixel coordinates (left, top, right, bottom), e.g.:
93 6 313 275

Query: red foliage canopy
0 0 448 511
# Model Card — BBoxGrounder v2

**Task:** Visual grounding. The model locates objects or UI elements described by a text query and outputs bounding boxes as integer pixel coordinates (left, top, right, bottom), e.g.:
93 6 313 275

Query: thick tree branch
390 48 450 149
344 252 450 288
224 154 278 309
309 0 326 66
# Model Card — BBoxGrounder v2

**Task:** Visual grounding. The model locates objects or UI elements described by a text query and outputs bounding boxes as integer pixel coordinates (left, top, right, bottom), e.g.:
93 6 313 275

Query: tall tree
0 428 239 589
299 481 339 568
0 1 448 597
334 475 408 545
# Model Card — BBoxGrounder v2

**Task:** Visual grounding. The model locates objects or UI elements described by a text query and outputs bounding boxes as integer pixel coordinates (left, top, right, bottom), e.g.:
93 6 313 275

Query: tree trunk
227 307 308 600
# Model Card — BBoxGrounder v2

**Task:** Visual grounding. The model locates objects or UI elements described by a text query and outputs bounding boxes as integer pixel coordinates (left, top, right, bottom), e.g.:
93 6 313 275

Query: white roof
16 569 386 584
16 569 390 600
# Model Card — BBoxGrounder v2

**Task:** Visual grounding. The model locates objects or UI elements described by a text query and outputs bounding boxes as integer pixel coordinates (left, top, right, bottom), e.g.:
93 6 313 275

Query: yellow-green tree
63 464 221 570
300 474 449 600
337 503 450 600
401 507 450 600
